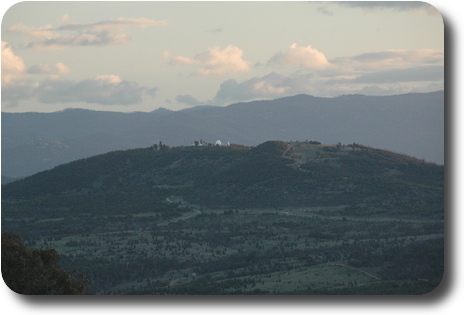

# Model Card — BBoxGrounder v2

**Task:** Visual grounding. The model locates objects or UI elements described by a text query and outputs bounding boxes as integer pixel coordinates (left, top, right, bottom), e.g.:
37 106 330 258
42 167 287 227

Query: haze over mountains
1 90 444 178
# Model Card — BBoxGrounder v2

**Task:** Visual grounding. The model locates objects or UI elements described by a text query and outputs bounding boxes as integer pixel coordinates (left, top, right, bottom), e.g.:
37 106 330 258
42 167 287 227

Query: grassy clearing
234 262 378 293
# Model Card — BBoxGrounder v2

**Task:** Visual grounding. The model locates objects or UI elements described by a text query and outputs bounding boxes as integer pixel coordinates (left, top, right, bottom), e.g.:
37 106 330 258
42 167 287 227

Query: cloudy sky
1 1 444 113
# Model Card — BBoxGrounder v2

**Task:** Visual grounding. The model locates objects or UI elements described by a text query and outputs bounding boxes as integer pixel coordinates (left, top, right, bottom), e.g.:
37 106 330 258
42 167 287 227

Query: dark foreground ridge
2 140 444 294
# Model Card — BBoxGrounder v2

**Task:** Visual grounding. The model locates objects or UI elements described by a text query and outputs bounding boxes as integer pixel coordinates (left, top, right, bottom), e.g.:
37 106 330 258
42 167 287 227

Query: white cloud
335 2 441 16
58 14 70 23
175 94 203 106
211 61 444 105
33 75 149 105
2 74 155 107
8 24 57 42
169 56 201 66
317 6 334 16
326 49 444 84
341 49 444 71
173 56 444 106
1 38 155 107
207 28 223 33
253 80 287 95
55 18 166 32
27 62 71 75
214 72 311 103
1 41 26 85
1 81 35 107
9 18 167 49
351 65 444 84
169 45 250 77
356 49 443 63
267 43 331 70
93 74 123 84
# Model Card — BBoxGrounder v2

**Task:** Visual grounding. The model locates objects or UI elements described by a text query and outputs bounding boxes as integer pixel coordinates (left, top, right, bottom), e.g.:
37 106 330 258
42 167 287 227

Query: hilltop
2 140 443 218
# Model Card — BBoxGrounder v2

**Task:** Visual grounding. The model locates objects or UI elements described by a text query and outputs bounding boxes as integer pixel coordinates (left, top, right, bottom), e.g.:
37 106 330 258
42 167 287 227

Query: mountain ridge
2 91 444 177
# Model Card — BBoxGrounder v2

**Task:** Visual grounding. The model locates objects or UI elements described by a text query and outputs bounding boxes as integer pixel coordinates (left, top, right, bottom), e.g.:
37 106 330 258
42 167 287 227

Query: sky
1 1 444 113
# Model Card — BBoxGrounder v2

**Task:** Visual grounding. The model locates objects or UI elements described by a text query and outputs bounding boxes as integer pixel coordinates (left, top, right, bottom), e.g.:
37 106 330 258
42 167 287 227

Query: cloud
9 18 167 49
212 63 443 105
33 75 149 105
1 41 26 85
335 1 441 16
146 87 159 96
55 18 166 32
2 35 157 107
8 24 57 42
267 43 331 70
27 62 71 75
207 27 223 33
58 14 70 23
175 94 204 106
188 45 445 106
331 49 444 74
1 81 35 107
351 49 443 65
1 40 154 107
2 74 154 107
317 6 334 16
214 72 313 103
352 65 444 84
169 56 201 66
321 62 444 98
169 45 250 77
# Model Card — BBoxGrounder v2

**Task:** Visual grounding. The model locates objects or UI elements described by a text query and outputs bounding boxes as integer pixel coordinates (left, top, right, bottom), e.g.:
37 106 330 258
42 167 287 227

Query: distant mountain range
1 91 444 178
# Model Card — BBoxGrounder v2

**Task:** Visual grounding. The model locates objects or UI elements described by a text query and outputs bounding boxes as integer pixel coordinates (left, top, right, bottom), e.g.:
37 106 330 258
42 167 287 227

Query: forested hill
2 91 444 178
2 140 444 294
2 140 444 220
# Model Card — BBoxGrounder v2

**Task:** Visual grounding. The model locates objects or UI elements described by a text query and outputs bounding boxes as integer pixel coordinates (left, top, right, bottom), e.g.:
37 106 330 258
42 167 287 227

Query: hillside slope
2 140 443 219
1 141 444 295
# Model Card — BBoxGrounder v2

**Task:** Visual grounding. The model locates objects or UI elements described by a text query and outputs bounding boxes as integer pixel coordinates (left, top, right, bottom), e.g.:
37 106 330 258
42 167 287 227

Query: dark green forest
2 232 88 294
2 140 444 294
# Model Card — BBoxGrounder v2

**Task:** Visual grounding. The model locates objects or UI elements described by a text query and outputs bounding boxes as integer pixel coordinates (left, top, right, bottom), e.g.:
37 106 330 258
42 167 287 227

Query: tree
2 232 89 295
